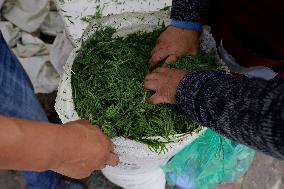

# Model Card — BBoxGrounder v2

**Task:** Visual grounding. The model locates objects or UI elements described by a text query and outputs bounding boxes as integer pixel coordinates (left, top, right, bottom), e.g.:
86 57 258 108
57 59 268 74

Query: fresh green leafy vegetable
71 27 217 151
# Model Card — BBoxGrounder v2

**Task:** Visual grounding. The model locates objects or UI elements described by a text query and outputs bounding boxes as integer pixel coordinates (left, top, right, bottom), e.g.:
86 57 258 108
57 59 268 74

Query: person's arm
171 0 210 31
0 116 119 179
144 68 284 159
176 69 284 159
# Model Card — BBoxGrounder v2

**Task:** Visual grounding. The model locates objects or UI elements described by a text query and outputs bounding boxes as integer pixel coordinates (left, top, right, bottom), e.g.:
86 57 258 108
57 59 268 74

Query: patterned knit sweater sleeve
171 0 210 23
176 69 284 159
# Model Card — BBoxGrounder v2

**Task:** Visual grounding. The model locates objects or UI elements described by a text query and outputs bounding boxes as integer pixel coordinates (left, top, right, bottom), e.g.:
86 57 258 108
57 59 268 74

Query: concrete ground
0 93 283 189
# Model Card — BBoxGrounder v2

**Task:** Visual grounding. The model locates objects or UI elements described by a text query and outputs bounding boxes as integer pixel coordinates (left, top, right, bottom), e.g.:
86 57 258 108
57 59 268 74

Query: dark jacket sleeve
171 0 210 23
176 69 284 159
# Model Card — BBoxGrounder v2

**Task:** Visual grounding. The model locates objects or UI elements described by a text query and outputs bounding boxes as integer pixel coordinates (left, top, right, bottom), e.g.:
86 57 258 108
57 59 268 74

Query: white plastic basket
55 11 217 189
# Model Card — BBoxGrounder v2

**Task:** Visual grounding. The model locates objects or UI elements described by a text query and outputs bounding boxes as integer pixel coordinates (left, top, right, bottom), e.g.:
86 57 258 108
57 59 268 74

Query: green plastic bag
162 129 255 189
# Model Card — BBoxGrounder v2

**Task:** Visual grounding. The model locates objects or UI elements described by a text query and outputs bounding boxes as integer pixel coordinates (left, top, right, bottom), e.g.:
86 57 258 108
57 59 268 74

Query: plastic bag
162 129 255 189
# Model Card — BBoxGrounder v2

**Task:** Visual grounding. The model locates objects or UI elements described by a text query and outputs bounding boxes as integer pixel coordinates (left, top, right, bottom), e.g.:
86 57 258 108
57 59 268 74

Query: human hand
52 120 119 179
144 67 188 104
149 26 199 68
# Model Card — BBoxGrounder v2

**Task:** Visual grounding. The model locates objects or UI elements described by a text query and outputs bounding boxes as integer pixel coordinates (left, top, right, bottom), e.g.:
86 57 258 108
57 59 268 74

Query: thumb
105 153 119 167
148 93 166 105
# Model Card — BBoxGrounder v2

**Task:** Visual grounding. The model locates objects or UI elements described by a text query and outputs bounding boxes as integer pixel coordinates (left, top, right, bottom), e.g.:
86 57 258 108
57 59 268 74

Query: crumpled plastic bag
163 129 255 189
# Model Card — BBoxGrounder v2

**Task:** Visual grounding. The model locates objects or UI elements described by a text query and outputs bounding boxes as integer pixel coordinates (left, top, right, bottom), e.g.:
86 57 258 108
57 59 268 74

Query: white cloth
50 32 74 75
2 0 50 32
0 0 5 9
40 11 64 36
19 56 60 93
0 21 20 47
13 31 73 93
13 32 49 58
14 32 72 93
50 0 57 11
0 0 74 93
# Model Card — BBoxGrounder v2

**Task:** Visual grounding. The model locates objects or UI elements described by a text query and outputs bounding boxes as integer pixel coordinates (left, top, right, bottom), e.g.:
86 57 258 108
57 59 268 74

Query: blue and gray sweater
171 0 284 159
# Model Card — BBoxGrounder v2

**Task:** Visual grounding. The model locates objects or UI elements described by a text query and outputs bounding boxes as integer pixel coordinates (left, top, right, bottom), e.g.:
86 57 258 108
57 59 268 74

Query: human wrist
27 121 62 171
51 123 86 171
176 69 223 117
46 124 65 171
49 125 74 171
170 20 202 32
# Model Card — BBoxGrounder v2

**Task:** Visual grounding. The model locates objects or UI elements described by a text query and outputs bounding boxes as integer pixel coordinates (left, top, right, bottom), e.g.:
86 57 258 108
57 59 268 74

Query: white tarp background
0 0 74 93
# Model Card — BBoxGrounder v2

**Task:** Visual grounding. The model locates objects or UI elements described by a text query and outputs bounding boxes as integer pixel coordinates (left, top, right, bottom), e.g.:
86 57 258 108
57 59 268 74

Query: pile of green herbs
71 27 217 151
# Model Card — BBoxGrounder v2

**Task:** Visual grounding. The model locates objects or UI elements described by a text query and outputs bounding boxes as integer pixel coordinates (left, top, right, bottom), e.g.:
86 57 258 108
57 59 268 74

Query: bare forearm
0 116 59 171
0 116 119 179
